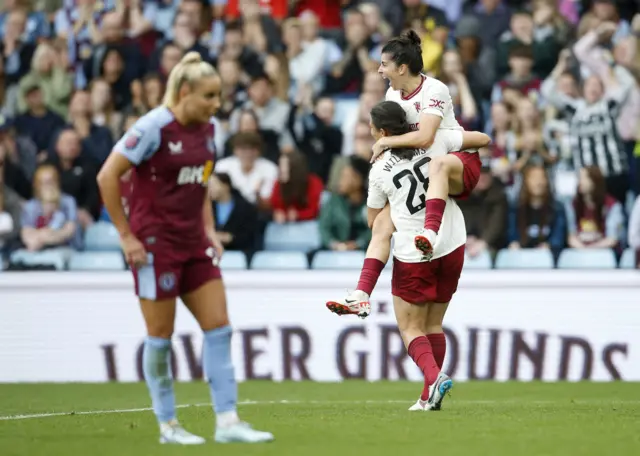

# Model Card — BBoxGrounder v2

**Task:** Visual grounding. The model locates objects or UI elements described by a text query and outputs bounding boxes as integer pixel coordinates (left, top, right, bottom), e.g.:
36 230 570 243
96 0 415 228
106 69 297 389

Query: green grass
1 382 639 456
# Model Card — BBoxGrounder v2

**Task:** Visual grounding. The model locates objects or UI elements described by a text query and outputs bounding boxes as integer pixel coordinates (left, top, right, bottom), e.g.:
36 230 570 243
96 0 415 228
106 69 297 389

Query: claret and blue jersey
114 107 216 248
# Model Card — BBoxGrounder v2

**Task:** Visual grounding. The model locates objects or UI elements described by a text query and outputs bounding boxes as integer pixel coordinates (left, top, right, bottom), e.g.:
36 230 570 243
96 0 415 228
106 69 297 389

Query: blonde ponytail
162 51 218 108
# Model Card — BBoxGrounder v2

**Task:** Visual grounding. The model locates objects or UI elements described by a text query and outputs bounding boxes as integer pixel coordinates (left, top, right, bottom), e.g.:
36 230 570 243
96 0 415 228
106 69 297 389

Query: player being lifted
326 30 482 316
338 100 489 410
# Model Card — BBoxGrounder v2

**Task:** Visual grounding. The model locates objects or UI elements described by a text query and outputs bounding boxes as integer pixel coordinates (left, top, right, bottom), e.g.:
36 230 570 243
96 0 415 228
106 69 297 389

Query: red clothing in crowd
271 174 324 221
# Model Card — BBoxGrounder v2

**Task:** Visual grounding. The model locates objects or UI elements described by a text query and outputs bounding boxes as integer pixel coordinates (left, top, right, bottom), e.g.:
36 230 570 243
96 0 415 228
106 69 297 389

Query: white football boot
326 290 371 319
426 372 454 410
215 422 274 443
159 421 206 445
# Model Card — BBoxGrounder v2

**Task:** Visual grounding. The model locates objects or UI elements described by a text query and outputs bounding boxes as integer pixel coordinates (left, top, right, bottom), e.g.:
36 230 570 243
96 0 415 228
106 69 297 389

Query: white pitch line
1 399 637 421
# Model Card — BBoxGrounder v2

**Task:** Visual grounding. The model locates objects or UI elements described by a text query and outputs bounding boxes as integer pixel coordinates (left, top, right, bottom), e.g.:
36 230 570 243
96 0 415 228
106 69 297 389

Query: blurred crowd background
1 0 640 271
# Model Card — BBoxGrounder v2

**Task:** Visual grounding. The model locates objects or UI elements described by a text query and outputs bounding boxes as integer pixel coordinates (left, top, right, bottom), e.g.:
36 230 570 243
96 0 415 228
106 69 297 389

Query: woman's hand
121 232 147 268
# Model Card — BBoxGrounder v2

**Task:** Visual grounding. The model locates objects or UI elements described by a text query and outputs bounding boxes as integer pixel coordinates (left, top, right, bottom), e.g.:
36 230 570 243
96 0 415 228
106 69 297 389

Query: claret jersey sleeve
114 108 169 165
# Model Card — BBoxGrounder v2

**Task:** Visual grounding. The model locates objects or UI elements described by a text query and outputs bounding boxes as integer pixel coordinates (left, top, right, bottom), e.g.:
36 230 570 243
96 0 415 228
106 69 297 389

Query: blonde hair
162 52 218 108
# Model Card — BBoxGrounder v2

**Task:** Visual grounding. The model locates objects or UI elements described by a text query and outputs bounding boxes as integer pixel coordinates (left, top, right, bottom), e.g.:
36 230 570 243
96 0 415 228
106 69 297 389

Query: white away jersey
385 75 461 132
368 129 466 262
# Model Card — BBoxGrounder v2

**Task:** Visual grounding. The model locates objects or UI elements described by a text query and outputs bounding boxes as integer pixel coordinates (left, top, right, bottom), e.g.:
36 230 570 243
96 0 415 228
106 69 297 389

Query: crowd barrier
0 270 638 383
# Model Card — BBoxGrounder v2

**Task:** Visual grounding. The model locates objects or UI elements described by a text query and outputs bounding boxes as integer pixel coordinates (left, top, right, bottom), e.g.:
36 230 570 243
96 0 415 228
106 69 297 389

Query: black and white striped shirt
541 78 632 177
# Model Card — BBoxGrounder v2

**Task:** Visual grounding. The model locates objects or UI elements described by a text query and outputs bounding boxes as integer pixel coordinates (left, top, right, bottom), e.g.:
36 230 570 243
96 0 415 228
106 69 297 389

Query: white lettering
177 166 204 185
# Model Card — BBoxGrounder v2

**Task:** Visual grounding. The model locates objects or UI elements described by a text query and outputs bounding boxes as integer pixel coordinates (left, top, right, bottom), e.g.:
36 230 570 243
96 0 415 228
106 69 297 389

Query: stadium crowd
0 0 639 270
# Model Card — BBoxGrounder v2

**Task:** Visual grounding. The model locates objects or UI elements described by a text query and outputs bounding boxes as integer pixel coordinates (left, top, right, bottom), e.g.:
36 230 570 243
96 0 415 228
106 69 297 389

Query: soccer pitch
1 382 638 456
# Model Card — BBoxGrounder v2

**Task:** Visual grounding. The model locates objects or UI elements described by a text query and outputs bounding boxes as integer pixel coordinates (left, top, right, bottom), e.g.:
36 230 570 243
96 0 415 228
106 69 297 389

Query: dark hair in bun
381 29 424 75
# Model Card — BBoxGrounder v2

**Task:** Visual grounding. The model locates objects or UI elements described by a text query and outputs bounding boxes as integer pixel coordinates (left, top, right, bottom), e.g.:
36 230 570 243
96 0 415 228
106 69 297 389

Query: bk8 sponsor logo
177 160 213 185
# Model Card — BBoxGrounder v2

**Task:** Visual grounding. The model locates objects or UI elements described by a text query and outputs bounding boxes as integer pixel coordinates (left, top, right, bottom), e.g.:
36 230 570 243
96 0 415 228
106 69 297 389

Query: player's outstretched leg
326 205 394 318
415 154 466 258
183 279 274 443
141 299 205 445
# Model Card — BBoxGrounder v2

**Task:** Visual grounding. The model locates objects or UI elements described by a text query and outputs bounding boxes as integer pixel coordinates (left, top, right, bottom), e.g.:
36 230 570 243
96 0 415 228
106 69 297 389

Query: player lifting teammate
97 52 273 444
350 100 488 410
326 30 483 316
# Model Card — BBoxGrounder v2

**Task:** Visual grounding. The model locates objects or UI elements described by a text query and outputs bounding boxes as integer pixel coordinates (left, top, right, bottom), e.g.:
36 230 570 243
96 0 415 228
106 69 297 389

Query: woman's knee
146 321 175 339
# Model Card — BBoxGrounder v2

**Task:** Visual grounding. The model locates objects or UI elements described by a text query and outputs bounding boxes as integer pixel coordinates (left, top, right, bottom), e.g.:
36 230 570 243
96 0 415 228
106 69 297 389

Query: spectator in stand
64 90 113 165
15 83 65 158
20 164 79 252
496 9 561 80
47 128 99 229
573 19 640 193
509 97 557 176
149 11 210 71
466 0 511 51
628 195 640 267
271 152 323 223
225 108 279 164
404 0 448 76
89 78 121 140
319 156 371 252
565 166 624 250
288 93 343 184
454 15 496 102
508 164 566 254
236 0 283 54
229 74 293 153
54 0 116 88
209 172 259 253
0 143 22 260
439 50 480 130
458 156 509 258
342 90 381 156
0 0 50 44
215 131 278 209
17 42 73 118
541 48 636 204
217 56 248 125
2 9 36 117
298 10 342 77
155 42 184 83
0 57 9 116
324 8 376 95
282 18 327 100
262 52 290 102
492 45 541 104
218 20 264 79
589 0 631 44
531 0 572 48
0 115 36 199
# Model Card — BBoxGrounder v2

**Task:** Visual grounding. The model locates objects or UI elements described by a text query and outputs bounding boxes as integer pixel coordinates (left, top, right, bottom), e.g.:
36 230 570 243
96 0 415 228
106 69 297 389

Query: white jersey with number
367 130 466 263
385 75 462 132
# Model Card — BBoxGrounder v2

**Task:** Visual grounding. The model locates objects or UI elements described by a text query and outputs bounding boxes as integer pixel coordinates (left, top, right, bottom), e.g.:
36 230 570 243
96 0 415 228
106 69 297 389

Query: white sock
352 290 370 300
217 410 240 428
425 229 437 245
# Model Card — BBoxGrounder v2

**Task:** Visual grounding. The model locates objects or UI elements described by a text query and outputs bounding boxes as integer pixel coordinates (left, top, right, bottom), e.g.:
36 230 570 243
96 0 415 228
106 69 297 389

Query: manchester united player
97 52 273 445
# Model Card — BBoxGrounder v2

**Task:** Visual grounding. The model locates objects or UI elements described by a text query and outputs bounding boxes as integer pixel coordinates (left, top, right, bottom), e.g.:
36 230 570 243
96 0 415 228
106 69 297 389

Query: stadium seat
311 251 365 270
264 221 321 252
463 250 493 269
619 248 636 269
494 249 554 269
84 222 121 251
10 248 70 270
251 251 308 270
219 251 248 270
68 252 125 271
557 248 617 269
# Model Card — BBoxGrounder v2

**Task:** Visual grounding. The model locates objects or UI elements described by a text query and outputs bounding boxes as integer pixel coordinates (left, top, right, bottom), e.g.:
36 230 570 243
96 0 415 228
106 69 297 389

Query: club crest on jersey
124 129 143 149
158 272 176 291
414 102 421 113
176 160 214 185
